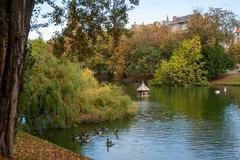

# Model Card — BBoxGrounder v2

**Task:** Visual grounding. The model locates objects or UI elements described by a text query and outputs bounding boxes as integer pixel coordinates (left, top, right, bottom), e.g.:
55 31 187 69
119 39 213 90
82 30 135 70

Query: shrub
202 44 235 80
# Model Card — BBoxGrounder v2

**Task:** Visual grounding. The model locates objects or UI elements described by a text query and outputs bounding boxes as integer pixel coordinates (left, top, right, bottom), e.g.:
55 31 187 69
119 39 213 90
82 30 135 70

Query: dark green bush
202 44 235 80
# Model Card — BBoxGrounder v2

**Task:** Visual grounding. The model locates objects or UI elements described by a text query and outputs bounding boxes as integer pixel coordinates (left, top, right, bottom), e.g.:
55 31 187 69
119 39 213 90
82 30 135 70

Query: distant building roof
175 15 192 22
235 28 240 33
137 81 150 91
167 14 192 25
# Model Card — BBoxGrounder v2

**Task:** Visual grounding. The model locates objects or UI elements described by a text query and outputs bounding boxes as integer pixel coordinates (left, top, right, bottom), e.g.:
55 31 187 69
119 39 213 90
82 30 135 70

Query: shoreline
111 71 240 87
210 72 240 86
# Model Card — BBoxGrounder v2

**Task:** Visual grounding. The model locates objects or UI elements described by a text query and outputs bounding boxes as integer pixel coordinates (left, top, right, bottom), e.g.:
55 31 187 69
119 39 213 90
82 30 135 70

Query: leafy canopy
202 44 235 80
151 36 208 86
125 46 162 77
33 0 139 63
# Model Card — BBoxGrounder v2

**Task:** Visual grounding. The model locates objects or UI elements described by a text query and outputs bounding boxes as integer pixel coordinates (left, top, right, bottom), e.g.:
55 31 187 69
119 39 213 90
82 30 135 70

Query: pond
38 84 240 160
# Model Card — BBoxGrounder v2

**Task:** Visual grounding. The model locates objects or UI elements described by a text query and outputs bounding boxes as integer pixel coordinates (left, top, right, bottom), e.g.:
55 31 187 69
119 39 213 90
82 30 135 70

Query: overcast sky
29 0 240 40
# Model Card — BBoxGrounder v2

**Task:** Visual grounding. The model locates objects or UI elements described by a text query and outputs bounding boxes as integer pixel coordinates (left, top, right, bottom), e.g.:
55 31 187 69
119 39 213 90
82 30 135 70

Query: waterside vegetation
19 39 135 131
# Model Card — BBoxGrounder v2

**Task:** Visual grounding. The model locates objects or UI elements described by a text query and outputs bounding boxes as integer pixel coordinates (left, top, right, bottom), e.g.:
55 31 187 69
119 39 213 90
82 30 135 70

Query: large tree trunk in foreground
0 0 34 158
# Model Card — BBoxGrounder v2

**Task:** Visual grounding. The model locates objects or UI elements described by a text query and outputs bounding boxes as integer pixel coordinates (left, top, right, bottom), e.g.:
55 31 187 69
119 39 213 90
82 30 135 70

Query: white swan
224 86 227 93
215 90 220 94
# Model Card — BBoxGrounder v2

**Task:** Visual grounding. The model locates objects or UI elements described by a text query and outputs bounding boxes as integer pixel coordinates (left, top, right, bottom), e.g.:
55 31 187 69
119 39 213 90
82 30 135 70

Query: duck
71 134 80 141
80 135 90 143
215 90 220 94
83 132 89 138
114 129 119 135
80 133 90 143
94 128 103 135
106 138 113 147
101 127 109 133
114 129 119 139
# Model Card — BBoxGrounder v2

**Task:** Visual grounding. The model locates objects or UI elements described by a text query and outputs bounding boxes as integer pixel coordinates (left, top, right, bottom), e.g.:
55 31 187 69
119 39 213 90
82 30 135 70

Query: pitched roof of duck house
137 81 150 91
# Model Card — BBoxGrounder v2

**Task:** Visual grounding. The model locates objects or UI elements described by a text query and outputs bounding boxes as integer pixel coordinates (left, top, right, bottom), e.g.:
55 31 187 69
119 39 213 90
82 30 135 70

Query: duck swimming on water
71 134 81 141
106 138 113 147
114 129 119 135
81 135 90 143
94 128 103 135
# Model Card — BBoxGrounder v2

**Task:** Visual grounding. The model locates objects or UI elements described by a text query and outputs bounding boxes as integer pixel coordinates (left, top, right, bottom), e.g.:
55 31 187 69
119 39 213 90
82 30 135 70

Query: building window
237 33 240 36
238 37 240 42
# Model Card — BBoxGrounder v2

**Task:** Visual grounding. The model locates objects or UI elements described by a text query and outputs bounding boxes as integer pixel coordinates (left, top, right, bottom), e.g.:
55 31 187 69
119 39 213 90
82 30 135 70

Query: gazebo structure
137 81 150 97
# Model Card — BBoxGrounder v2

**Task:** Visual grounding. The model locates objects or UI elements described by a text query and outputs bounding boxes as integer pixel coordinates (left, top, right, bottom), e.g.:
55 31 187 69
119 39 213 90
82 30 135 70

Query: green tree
125 46 162 77
202 44 235 80
123 24 182 78
151 37 207 86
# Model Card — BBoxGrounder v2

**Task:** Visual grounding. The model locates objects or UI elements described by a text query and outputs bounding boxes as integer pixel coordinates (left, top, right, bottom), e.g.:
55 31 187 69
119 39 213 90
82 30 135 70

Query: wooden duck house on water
137 81 150 97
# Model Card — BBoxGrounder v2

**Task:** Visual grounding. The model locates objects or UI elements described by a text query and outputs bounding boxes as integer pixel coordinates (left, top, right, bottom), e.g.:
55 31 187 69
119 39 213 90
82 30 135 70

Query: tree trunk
0 0 35 158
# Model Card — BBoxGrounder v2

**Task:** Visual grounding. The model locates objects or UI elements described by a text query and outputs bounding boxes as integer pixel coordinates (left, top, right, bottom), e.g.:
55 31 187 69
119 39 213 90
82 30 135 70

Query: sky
29 0 240 40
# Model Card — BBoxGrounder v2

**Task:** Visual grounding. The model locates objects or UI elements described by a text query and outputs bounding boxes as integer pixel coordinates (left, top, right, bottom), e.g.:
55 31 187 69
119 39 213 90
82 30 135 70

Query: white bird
215 90 220 94
224 86 227 93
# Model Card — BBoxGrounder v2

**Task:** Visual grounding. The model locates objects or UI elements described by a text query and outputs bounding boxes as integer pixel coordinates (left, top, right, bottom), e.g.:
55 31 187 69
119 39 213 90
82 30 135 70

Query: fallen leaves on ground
0 131 89 160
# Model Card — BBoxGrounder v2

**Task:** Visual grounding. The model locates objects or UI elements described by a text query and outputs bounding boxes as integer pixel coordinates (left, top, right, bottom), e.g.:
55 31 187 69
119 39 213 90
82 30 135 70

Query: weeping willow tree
19 39 134 131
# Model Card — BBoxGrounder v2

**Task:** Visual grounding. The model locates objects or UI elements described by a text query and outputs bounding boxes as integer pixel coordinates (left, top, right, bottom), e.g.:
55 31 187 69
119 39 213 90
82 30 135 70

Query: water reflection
39 85 240 160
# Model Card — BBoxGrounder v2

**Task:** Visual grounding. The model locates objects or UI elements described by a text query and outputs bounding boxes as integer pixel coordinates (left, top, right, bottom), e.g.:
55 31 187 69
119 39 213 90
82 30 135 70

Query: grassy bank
210 73 240 86
0 131 88 160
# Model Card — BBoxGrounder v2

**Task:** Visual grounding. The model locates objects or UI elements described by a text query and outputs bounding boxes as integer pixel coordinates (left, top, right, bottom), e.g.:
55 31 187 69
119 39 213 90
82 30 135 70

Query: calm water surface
39 84 240 160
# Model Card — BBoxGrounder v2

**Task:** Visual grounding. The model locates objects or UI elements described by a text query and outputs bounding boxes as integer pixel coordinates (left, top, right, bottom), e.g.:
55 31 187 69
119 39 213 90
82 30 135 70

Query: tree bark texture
0 0 34 157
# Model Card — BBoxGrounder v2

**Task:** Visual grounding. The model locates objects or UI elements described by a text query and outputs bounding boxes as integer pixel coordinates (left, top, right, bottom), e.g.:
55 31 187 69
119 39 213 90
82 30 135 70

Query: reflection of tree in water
187 117 240 159
121 82 147 101
150 86 240 159
187 107 240 158
150 86 232 121
223 86 240 109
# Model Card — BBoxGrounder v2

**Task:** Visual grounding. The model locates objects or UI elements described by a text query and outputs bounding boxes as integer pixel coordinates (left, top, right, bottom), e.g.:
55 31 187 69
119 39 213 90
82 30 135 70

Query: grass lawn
0 131 89 160
211 73 240 85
